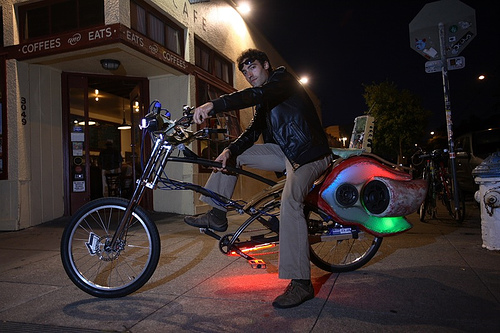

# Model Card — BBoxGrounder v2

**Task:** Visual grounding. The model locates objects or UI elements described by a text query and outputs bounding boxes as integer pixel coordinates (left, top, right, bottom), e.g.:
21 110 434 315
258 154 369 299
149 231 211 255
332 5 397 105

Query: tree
363 81 431 164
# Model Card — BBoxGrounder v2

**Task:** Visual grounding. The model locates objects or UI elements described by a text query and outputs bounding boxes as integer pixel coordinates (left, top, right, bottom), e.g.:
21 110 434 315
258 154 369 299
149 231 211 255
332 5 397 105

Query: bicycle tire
419 198 428 222
419 171 432 222
441 178 465 222
447 178 465 223
306 206 383 273
60 198 160 298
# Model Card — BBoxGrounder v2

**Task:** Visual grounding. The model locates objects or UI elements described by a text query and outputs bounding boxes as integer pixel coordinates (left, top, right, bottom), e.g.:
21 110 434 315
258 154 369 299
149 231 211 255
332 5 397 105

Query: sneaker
184 211 228 232
272 280 314 309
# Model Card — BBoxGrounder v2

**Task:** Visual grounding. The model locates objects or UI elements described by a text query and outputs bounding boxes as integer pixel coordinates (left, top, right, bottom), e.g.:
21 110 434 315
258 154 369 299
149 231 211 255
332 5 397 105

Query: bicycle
61 100 426 298
412 148 465 222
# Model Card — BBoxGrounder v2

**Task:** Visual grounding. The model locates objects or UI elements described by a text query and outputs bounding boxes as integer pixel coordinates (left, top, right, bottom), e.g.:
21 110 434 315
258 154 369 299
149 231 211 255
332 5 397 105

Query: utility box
349 115 374 153
473 152 500 250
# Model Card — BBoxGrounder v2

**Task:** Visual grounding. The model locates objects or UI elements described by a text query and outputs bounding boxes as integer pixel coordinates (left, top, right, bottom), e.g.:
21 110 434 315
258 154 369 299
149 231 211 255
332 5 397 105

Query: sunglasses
238 58 256 71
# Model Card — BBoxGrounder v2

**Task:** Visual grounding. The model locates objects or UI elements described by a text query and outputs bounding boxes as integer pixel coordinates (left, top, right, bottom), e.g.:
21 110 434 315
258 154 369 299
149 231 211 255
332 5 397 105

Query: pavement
1 200 499 333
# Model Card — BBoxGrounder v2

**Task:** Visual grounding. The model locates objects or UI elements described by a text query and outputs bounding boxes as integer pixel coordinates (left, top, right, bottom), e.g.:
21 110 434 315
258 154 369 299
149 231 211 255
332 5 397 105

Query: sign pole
438 22 461 219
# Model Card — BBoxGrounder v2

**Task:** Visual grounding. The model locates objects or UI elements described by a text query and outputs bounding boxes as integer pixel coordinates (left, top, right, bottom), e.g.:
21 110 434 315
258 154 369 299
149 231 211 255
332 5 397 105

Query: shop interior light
78 120 96 126
118 99 131 130
118 120 131 130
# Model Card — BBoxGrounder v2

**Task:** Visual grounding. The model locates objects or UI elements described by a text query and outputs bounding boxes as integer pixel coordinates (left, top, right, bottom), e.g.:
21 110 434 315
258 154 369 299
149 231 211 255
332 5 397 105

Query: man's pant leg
278 155 332 280
200 144 286 211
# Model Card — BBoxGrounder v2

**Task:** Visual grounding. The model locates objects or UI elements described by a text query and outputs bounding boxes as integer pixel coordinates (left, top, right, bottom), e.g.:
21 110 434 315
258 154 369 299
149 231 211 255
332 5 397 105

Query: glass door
64 74 149 214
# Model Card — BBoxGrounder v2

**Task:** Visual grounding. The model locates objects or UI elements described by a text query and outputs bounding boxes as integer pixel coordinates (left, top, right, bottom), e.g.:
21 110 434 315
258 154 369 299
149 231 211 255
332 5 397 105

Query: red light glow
229 243 276 256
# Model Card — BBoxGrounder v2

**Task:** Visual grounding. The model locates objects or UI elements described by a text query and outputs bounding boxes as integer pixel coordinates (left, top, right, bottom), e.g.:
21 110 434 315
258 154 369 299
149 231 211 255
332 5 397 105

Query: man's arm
192 102 214 124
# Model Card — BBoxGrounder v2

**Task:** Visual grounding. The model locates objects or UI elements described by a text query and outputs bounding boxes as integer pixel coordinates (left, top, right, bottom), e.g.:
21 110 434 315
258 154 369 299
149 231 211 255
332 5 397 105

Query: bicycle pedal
248 259 266 269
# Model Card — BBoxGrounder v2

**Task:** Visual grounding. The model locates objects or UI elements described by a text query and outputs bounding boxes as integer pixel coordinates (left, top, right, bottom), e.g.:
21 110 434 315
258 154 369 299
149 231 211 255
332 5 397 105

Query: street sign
425 59 443 73
447 56 465 70
409 0 476 60
410 0 476 220
425 56 465 73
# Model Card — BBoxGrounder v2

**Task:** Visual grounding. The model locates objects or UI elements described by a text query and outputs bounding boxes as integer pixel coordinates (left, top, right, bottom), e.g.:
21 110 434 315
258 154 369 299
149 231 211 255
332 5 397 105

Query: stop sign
409 0 476 59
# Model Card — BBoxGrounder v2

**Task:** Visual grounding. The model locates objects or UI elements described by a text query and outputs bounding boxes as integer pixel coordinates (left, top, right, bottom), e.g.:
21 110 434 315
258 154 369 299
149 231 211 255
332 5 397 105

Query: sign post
409 0 476 220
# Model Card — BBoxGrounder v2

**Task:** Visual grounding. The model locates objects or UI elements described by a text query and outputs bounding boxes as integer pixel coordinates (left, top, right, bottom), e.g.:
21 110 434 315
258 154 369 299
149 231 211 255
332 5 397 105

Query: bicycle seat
331 148 365 159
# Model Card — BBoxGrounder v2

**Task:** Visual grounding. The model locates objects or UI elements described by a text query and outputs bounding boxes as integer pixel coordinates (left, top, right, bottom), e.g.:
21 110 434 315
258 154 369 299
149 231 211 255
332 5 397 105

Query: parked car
455 128 500 193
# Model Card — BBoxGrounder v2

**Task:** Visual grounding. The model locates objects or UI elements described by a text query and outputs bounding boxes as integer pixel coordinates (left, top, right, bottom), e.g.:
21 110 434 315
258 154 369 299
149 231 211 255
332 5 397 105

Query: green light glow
363 216 412 235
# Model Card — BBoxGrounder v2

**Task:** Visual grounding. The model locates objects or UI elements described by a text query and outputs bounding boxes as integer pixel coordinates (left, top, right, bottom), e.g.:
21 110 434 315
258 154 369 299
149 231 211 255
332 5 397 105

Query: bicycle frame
108 108 280 254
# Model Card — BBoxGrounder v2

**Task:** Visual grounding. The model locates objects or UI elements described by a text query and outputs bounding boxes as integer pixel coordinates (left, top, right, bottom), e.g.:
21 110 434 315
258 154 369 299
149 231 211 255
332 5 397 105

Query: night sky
244 0 500 134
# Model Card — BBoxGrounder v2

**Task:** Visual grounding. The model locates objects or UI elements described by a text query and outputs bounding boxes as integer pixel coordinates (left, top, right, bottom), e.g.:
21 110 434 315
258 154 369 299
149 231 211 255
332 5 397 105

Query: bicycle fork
108 137 172 252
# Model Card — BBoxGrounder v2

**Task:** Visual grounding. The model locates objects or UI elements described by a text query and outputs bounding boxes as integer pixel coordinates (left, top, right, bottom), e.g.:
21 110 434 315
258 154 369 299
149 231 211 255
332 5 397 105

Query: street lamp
237 2 251 14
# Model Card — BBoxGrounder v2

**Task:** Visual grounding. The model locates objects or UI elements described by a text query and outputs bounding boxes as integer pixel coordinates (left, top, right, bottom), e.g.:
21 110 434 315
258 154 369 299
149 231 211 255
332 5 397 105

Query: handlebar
139 101 193 131
139 100 226 144
204 128 227 134
411 148 449 166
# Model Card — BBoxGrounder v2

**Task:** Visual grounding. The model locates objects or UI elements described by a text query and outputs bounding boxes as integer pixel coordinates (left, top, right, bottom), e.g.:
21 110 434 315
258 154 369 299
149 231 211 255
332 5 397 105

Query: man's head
237 49 272 87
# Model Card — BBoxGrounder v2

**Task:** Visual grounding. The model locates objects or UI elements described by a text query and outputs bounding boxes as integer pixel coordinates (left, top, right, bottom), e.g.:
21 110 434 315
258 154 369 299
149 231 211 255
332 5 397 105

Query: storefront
0 0 288 231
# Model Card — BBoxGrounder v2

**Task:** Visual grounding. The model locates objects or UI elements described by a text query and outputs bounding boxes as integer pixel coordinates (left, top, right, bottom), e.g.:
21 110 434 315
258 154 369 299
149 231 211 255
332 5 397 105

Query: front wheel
60 198 160 298
306 206 383 272
419 169 433 222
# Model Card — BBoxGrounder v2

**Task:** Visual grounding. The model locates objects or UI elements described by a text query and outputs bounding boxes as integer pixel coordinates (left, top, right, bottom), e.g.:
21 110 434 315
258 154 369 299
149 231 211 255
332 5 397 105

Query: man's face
240 59 270 87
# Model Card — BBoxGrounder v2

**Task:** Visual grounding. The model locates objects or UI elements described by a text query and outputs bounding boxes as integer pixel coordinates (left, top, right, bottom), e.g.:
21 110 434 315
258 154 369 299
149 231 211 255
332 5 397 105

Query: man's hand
193 102 214 124
214 149 231 171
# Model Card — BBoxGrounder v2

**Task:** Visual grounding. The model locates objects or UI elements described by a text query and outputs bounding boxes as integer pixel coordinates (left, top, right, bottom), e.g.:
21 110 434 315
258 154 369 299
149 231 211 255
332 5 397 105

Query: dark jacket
210 66 331 169
99 147 123 170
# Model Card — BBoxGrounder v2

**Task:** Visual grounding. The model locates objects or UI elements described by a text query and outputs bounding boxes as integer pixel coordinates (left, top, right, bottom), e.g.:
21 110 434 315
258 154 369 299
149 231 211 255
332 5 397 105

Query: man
184 49 332 308
99 139 123 196
99 140 123 172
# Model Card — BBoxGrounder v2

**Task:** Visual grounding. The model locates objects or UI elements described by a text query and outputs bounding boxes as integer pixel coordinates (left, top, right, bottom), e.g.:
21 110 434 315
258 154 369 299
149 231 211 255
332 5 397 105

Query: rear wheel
306 206 383 272
441 175 466 222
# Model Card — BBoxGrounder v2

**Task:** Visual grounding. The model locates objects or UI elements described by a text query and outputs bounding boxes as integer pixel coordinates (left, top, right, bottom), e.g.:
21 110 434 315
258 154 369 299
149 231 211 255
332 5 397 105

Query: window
148 14 165 45
194 38 239 166
195 39 233 85
130 1 184 56
18 0 104 41
196 78 241 165
52 1 77 33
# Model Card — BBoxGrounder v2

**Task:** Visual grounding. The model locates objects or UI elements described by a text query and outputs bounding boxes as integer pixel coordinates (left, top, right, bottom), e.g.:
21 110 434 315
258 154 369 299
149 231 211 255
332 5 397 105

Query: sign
119 26 189 72
10 25 118 60
425 59 443 73
73 180 85 192
447 56 465 70
6 24 192 74
409 0 476 60
425 56 465 73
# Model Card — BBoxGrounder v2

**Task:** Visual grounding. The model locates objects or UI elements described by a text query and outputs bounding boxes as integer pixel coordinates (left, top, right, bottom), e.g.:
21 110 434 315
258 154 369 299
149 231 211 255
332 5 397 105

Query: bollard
473 152 500 250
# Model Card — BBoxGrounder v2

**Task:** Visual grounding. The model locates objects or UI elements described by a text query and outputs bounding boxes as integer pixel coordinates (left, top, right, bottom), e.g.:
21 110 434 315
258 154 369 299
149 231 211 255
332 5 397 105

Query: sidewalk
1 201 499 333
